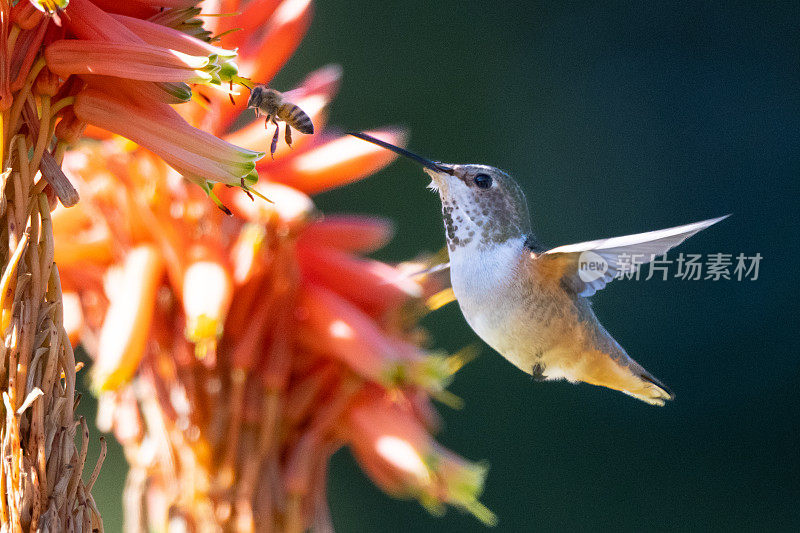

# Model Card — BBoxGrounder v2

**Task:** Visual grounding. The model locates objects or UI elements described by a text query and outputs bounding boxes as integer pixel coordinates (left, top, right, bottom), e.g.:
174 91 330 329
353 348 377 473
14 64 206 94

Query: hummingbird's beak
347 131 454 175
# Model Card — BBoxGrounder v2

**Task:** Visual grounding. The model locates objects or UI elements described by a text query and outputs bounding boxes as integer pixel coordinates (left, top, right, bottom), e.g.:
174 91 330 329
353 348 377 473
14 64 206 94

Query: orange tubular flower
46 0 491 531
45 40 215 83
73 89 261 188
347 389 496 526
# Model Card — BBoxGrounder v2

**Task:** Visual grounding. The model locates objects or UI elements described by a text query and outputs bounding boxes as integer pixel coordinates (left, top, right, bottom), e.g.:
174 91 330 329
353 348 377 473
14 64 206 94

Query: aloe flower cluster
3 0 495 531
57 138 496 530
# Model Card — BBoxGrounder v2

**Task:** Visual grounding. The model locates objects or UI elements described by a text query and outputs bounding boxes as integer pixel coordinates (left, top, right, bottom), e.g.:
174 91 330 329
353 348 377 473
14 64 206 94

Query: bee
246 86 314 158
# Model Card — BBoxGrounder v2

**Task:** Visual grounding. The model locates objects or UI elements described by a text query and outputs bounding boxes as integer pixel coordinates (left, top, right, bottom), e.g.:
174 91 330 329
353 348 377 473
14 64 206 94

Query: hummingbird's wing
537 215 729 297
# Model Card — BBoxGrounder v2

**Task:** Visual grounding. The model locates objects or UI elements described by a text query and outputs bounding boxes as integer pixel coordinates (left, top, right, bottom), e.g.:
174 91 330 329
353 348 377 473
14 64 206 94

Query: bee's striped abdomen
279 103 314 134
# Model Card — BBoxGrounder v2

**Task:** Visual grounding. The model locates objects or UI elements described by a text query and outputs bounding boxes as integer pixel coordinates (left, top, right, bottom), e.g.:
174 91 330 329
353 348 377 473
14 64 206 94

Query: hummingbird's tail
568 320 675 406
620 363 675 406
574 346 674 406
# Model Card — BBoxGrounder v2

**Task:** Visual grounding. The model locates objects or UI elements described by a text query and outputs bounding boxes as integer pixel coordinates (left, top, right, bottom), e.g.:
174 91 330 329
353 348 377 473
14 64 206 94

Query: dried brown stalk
0 55 103 533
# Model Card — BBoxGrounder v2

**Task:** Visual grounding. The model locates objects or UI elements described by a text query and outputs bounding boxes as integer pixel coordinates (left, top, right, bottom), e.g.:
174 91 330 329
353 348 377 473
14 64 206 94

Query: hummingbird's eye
473 173 493 189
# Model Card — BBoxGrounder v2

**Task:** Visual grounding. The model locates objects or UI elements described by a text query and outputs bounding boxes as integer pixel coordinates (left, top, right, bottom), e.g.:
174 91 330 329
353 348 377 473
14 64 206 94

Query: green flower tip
159 82 193 103
413 452 496 526
199 181 233 216
380 345 479 408
441 459 497 526
411 344 479 393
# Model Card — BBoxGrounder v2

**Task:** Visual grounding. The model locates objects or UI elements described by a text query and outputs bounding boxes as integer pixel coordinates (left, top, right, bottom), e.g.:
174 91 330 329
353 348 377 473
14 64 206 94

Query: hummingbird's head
346 132 532 250
423 164 531 249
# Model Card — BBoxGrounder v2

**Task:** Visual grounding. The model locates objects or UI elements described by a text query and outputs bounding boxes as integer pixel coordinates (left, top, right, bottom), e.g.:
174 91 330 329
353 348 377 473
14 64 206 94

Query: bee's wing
534 215 729 297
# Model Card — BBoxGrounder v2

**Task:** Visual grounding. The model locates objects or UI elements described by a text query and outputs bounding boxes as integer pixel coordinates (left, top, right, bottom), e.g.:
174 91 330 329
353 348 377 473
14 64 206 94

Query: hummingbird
350 131 729 406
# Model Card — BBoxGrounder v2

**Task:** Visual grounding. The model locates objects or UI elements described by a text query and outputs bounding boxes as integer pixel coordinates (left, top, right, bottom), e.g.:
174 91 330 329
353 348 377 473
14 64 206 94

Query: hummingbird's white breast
448 236 544 371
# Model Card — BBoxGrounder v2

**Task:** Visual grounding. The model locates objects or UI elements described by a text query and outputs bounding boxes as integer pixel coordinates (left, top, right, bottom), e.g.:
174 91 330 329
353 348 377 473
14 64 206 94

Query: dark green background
82 1 799 531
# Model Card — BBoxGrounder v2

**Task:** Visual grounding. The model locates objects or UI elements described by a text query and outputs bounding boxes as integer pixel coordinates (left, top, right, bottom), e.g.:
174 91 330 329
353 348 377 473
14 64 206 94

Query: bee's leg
263 114 271 128
228 80 236 105
270 118 280 158
284 124 293 148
